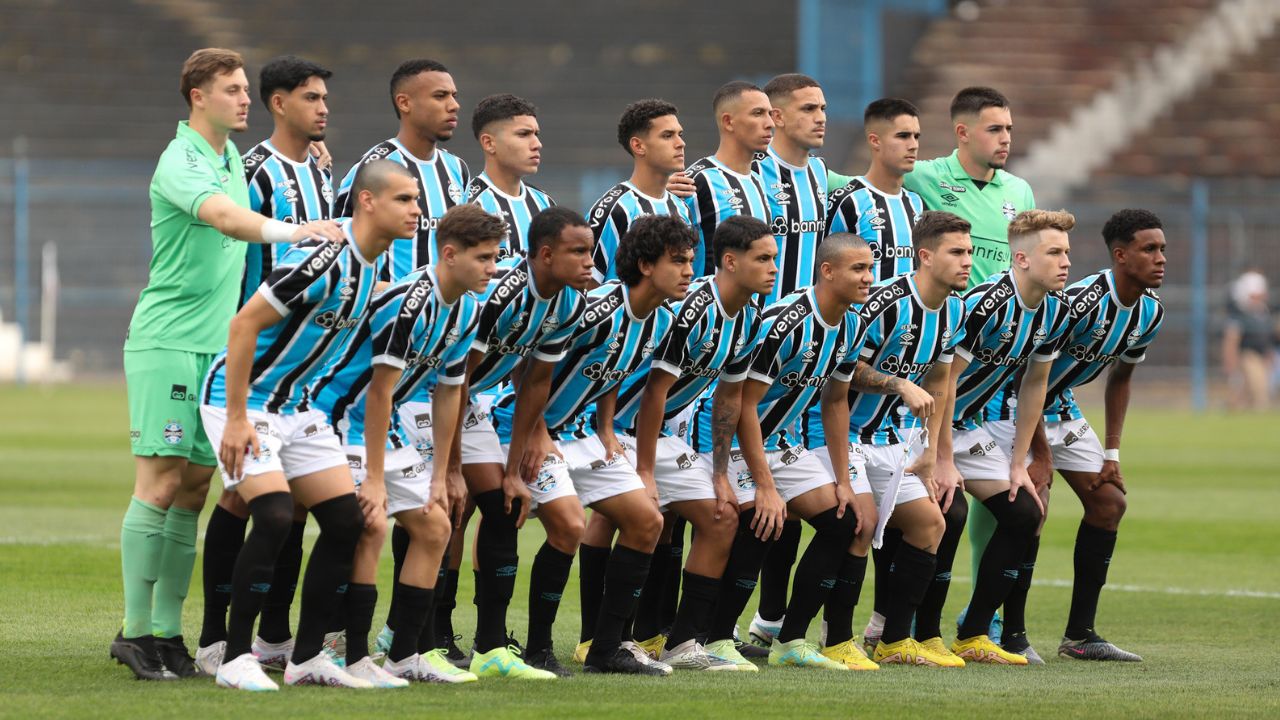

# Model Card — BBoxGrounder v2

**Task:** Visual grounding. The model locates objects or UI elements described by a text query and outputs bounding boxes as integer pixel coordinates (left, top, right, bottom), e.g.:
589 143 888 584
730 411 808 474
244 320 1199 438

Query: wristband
1103 448 1120 462
262 218 295 243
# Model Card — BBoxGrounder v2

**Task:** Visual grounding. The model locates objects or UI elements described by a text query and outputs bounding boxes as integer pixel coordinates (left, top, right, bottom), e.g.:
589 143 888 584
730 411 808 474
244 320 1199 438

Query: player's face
824 246 875 306
546 224 596 290
365 174 422 239
399 71 460 142
1118 228 1167 289
197 67 251 133
647 247 695 300
872 114 921 175
454 239 501 293
730 235 779 296
927 232 974 291
961 106 1013 169
278 75 329 142
488 115 542 177
727 90 775 151
774 87 827 150
638 114 686 175
1020 229 1072 291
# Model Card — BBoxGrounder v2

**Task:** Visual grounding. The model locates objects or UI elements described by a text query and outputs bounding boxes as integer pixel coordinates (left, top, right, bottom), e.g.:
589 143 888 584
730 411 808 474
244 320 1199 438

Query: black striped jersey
754 148 828 304
239 140 334 307
799 274 965 448
984 269 1164 424
588 182 694 283
490 281 674 443
468 257 587 395
310 266 480 448
685 156 772 278
689 288 866 453
466 173 555 266
202 221 384 415
612 278 762 437
335 139 470 280
825 176 924 282
952 270 1071 431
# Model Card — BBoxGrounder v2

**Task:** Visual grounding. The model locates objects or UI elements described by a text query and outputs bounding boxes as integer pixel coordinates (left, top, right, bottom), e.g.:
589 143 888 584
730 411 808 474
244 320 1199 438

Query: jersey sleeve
591 205 628 283
825 186 858 238
833 314 868 382
937 297 967 363
650 308 699 379
257 243 337 316
744 316 791 385
468 281 503 355
1031 297 1071 362
955 290 997 362
153 141 229 218
1121 301 1165 363
333 162 359 218
371 287 420 370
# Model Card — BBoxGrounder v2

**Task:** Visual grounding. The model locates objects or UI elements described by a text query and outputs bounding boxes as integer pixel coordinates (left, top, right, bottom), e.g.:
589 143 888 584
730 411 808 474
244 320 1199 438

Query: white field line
949 576 1280 601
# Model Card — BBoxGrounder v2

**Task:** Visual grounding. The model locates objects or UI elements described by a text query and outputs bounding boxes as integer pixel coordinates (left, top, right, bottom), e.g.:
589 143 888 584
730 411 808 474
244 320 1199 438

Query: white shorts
812 443 874 495
727 445 834 506
200 405 347 490
399 397 507 467
345 444 432 516
951 425 1011 481
984 417 1104 474
859 442 931 508
502 440 578 509
563 434 647 507
624 435 715 508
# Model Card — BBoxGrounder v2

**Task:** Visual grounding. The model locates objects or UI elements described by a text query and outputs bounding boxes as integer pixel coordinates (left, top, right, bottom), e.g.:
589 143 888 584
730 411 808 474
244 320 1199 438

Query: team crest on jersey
736 469 755 490
1033 327 1048 346
541 316 560 334
162 420 183 446
321 181 334 205
444 325 461 346
1002 201 1017 221
447 182 463 203
641 338 656 358
534 467 558 492
1126 328 1142 347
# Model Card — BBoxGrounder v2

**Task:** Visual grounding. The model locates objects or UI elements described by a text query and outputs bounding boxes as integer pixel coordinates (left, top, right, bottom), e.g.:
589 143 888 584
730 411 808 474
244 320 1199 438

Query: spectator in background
1222 270 1276 411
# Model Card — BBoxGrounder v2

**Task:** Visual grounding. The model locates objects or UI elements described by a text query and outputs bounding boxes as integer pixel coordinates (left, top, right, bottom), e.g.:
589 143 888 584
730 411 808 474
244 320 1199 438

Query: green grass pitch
1 383 1278 718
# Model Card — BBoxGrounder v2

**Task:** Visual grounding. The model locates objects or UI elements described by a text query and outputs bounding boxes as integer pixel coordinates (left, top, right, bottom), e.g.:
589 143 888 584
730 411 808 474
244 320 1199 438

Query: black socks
473 490 520 653
1067 521 1118 639
526 541 575 654
292 494 363 662
200 504 246 647
916 492 967 640
225 492 292 659
707 508 771 643
882 541 937 645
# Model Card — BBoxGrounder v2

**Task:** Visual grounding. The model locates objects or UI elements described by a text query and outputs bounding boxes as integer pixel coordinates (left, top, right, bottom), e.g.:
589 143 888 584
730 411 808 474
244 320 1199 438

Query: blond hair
1008 209 1075 251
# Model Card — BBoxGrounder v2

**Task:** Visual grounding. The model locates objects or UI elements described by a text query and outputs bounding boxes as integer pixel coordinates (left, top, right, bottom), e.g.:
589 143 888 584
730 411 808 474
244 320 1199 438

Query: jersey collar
342 219 376 268
766 146 812 173
944 149 1004 188
176 121 232 166
623 181 670 205
391 137 438 165
479 172 527 202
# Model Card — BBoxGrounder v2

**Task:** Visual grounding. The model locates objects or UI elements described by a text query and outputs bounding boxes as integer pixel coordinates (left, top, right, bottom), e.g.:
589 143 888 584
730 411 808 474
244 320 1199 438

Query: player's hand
833 482 857 525
357 476 387 527
1028 455 1054 492
220 415 260 481
637 468 661 509
598 433 626 465
751 484 787 541
446 466 468 529
1008 464 1046 515
933 456 963 513
520 431 562 484
712 472 739 520
291 219 345 244
908 453 939 505
502 468 532 529
308 141 332 170
427 471 449 516
895 380 934 419
666 171 696 199
1092 460 1126 494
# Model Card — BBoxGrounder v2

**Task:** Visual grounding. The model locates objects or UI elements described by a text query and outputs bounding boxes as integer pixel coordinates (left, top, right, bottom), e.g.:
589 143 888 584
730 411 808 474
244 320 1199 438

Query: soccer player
687 233 931 670
684 81 774 276
197 53 336 675
450 207 592 679
467 93 556 263
605 215 778 671
935 209 1074 665
336 58 470 279
310 203 506 685
490 214 694 676
588 99 694 284
115 47 341 681
983 209 1165 662
198 159 413 691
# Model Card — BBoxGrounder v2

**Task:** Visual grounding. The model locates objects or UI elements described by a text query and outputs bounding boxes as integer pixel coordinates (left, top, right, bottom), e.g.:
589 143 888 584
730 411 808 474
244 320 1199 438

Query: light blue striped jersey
309 266 480 448
588 181 693 283
985 269 1164 424
825 176 924 282
952 270 1071 430
689 288 866 453
685 156 771 278
239 140 334 307
800 273 965 447
335 139 470 280
466 173 555 266
468 257 587 395
202 221 384 414
754 148 828 304
490 281 674 443
613 278 762 437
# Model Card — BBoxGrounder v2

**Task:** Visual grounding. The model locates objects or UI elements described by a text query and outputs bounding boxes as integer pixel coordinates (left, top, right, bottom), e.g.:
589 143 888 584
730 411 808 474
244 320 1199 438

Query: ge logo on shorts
162 420 183 446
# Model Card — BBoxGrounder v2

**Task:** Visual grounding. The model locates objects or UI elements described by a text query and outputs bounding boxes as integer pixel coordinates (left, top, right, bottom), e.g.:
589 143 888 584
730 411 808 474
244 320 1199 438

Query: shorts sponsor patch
415 413 432 429
675 452 698 470
170 384 193 401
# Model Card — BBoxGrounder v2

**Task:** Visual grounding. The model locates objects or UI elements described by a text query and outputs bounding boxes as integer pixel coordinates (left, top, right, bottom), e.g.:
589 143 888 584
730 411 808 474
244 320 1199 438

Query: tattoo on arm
712 395 739 476
850 361 903 394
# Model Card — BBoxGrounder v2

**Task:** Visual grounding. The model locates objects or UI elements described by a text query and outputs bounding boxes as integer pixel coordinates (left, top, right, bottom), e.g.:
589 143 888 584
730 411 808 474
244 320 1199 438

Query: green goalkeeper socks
967 500 998 582
120 497 167 638
153 505 200 638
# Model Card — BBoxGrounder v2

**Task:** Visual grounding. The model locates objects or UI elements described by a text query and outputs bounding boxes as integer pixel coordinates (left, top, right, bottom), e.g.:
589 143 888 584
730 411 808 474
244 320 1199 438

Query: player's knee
247 491 294 546
703 507 738 547
627 504 665 545
915 507 946 548
999 491 1042 537
807 507 858 549
1085 487 1126 528
361 511 388 545
311 494 364 547
544 508 586 551
944 492 969 533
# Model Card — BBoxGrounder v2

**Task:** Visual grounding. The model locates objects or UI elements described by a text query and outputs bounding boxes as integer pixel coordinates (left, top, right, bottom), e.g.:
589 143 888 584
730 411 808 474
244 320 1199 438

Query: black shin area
777 508 856 643
292 494 363 662
225 493 293 659
958 492 1041 639
472 490 520 653
916 492 967 640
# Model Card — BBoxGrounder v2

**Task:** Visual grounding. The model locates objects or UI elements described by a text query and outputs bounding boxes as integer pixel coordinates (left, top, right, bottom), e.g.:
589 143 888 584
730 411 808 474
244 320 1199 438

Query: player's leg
658 514 687 638
914 491 968 650
813 445 877 669
872 497 945 665
750 519 801 647
576 508 616 655
659 499 739 671
704 455 773 659
435 509 471 659
196 490 248 673
148 460 213 677
253 500 307 669
633 513 677 655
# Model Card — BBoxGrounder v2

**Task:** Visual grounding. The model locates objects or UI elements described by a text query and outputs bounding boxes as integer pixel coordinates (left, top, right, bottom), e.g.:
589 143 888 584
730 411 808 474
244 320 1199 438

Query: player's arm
911 360 954 507
849 361 934 418
934 355 966 495
819 378 858 527
1027 417 1054 492
735 378 786 540
1096 359 1139 493
506 358 559 486
218 295 285 479
430 380 464 516
634 370 678 508
594 388 625 460
1009 360 1051 513
709 379 744 520
196 193 344 245
361 364 402 525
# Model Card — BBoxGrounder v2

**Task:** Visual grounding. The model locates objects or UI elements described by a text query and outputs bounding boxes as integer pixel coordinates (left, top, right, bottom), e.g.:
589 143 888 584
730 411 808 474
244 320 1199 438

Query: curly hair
616 215 696 285
1101 208 1163 249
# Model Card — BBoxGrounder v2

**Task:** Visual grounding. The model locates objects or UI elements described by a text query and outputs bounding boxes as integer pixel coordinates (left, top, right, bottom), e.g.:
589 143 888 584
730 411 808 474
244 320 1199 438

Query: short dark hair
713 215 772 269
864 97 919 126
762 73 820 104
816 232 870 269
713 80 763 113
437 204 507 250
258 55 332 110
527 206 589 254
617 99 679 154
913 211 971 254
1102 208 1163 249
950 86 1009 120
389 58 449 118
616 215 697 286
350 159 415 200
472 93 537 140
180 48 243 108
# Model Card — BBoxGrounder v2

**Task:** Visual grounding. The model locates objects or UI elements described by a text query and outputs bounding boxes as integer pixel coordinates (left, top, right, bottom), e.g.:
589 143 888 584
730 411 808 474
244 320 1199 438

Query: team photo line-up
113 47 1168 690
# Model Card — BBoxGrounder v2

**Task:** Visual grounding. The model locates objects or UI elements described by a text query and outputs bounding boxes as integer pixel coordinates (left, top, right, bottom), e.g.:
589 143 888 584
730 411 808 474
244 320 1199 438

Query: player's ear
394 92 411 116
480 131 496 155
769 107 783 127
270 92 285 117
629 135 644 158
954 120 969 143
